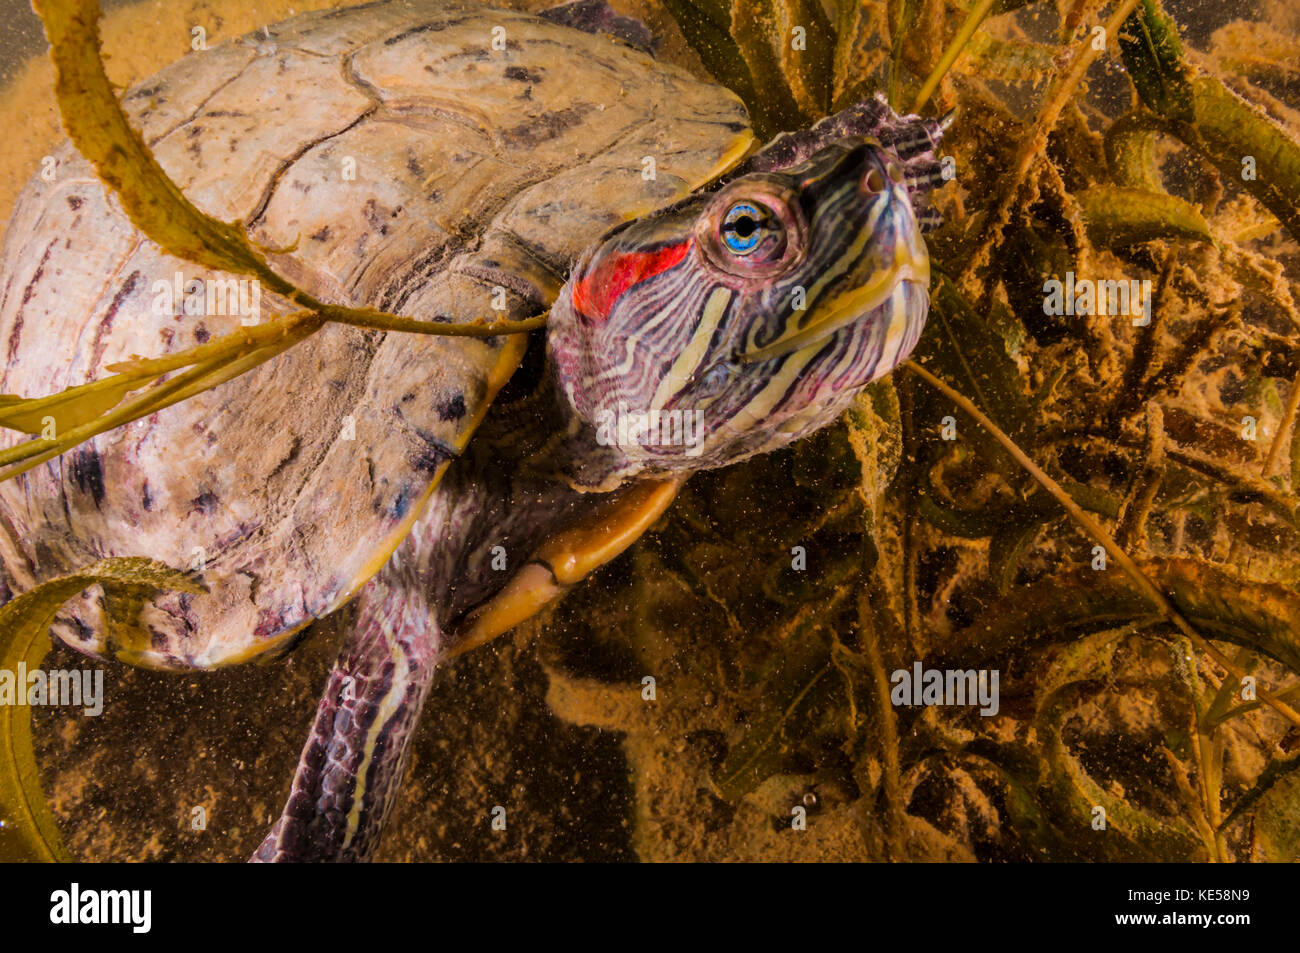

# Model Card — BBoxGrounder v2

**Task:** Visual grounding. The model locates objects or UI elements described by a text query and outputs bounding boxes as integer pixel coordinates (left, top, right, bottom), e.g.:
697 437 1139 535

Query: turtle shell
0 1 753 669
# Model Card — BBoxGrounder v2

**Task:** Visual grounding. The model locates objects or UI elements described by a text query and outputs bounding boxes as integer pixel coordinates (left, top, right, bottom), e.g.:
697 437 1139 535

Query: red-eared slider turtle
0 0 947 861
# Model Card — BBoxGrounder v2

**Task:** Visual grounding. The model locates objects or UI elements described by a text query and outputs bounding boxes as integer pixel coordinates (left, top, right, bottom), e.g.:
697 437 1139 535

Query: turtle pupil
721 201 769 255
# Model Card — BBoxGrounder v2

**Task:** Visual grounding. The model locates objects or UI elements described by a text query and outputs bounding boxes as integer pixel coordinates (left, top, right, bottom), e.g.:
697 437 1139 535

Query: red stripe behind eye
572 241 690 323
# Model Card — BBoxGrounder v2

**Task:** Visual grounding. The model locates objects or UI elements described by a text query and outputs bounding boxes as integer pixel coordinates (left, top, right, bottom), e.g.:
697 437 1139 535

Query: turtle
0 0 948 861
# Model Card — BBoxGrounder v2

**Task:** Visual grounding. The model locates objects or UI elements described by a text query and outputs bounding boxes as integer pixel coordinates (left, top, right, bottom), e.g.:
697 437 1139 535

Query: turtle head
548 136 933 489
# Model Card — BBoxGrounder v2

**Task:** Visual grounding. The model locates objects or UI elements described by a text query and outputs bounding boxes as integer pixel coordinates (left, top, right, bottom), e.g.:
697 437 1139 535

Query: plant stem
903 359 1300 729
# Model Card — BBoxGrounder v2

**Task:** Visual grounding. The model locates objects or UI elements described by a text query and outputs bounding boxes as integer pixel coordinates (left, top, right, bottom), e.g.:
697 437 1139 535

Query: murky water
2 0 1298 863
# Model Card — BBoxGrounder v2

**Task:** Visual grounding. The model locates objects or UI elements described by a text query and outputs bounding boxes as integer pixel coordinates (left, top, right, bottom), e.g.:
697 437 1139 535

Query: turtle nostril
862 167 886 195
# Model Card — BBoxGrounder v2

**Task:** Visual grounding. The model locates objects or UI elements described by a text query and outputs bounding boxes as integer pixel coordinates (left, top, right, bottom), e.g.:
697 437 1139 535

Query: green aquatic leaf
987 513 1043 595
34 0 299 293
0 313 323 483
1218 750 1300 836
0 373 150 436
0 312 318 438
830 0 888 110
1117 0 1193 121
964 33 1055 84
662 0 769 134
886 0 923 108
8 0 541 482
910 275 1035 486
1076 185 1213 248
1104 112 1168 191
1035 629 1202 860
766 0 835 118
728 0 810 133
1249 762 1300 861
713 628 842 801
844 378 903 535
1114 0 1300 240
939 559 1300 676
0 557 203 862
1185 76 1300 242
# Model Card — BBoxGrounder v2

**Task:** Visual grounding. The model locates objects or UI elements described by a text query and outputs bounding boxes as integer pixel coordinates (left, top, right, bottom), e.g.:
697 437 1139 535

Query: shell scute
0 2 751 669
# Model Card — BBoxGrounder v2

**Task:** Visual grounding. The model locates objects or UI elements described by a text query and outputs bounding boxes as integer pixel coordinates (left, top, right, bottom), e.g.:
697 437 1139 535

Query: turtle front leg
252 572 437 863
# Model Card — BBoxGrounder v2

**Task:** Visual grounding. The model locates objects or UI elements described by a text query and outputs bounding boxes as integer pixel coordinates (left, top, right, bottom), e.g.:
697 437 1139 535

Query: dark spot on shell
410 431 458 473
10 240 58 364
500 105 590 148
383 17 470 45
309 226 332 242
362 199 391 236
401 391 416 404
387 486 413 521
69 448 106 507
190 491 219 514
85 269 144 371
128 82 165 100
254 608 292 639
20 240 55 306
504 66 542 83
437 393 466 421
194 325 210 343
406 153 423 177
540 0 658 53
141 481 154 512
66 195 83 211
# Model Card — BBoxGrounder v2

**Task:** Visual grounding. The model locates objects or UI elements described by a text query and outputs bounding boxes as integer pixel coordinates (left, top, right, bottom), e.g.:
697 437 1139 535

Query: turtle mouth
736 234 929 364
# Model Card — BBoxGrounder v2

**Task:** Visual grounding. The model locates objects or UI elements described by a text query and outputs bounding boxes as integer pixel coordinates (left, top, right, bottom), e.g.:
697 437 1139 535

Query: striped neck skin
547 137 931 492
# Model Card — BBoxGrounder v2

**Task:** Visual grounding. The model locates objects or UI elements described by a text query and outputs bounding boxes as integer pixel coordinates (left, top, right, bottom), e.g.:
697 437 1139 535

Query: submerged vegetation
3 0 1300 860
537 0 1300 860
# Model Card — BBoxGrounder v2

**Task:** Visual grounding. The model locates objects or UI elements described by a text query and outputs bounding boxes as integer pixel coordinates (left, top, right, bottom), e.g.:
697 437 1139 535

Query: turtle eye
698 187 800 279
720 201 772 256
